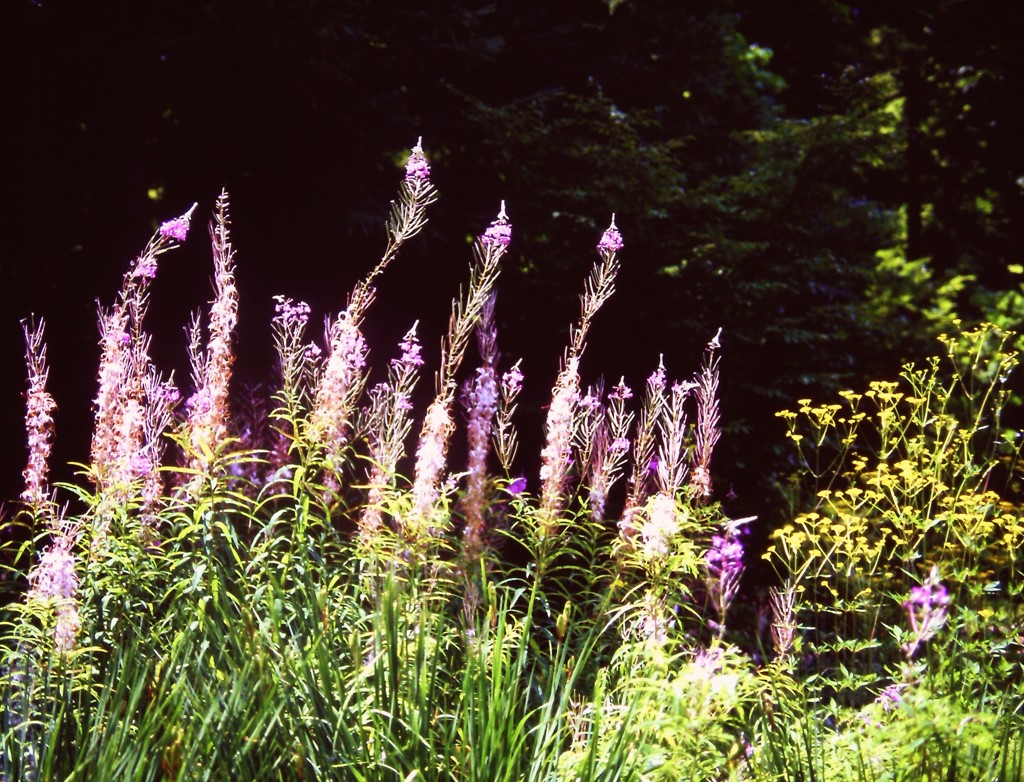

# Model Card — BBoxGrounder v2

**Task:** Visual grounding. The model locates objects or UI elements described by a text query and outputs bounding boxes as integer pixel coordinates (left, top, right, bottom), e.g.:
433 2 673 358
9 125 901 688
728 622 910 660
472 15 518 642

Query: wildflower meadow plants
1 139 1022 781
761 322 1024 779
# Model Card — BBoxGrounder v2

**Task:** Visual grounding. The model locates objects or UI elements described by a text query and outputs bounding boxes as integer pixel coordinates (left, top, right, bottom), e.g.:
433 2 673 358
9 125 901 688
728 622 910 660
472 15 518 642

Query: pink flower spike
597 214 624 253
405 137 431 182
159 202 198 241
481 201 512 247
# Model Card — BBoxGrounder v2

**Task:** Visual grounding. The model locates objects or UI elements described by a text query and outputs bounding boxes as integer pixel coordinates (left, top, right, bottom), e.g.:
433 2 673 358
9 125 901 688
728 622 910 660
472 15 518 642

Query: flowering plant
1 142 1021 782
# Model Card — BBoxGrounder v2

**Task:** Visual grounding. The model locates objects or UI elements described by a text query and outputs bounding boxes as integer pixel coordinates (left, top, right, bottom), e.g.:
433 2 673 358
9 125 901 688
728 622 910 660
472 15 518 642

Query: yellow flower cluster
768 323 1022 671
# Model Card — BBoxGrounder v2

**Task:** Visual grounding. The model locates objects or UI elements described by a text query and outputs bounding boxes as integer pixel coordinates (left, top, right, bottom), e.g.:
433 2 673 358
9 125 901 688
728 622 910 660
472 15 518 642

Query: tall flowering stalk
620 358 667 540
494 360 524 474
655 380 695 498
576 382 605 477
19 316 83 652
408 204 509 540
184 190 239 487
640 493 679 561
623 330 723 557
27 522 82 654
138 370 181 527
769 580 797 658
20 318 57 518
308 139 437 464
538 216 622 533
705 518 751 636
90 203 194 525
307 307 367 473
585 379 634 520
460 293 500 561
538 356 581 533
690 329 722 500
902 566 951 658
269 296 317 474
637 377 696 560
360 324 424 540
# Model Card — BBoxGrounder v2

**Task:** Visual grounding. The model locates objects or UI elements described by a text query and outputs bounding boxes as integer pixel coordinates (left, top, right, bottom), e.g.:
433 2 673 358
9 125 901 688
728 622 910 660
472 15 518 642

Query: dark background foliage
3 0 1023 541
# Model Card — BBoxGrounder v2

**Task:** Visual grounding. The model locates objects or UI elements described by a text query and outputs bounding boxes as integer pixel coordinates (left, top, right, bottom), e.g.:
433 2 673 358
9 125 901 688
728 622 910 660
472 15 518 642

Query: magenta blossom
648 357 667 393
902 566 950 656
507 476 528 495
609 378 633 401
397 323 425 368
610 437 630 453
405 137 431 182
481 201 512 247
159 202 198 241
133 257 158 279
597 214 624 253
501 363 524 398
706 520 750 632
877 682 906 712
273 296 312 330
160 383 181 405
706 532 744 582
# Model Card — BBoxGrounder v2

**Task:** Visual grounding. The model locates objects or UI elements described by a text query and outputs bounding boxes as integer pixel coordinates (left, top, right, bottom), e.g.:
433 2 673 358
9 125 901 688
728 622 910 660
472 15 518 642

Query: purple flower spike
706 519 750 631
481 201 512 247
597 214 624 253
706 533 744 580
405 137 431 182
159 202 198 241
